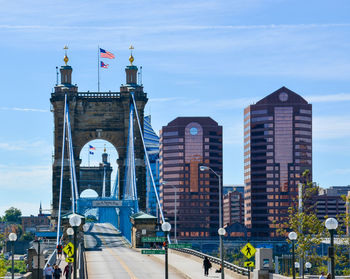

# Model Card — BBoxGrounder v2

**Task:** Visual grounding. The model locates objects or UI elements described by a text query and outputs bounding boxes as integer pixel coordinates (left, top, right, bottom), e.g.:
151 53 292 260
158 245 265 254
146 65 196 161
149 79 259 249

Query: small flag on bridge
89 145 96 150
101 61 109 68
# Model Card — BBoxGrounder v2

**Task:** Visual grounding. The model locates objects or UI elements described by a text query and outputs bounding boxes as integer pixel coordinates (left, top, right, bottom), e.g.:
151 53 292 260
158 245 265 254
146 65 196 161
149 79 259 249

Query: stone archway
51 61 147 216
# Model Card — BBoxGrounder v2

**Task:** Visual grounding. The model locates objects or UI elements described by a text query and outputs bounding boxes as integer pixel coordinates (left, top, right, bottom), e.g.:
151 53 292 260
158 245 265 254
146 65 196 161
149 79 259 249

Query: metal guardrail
171 248 249 275
43 249 57 270
80 243 88 279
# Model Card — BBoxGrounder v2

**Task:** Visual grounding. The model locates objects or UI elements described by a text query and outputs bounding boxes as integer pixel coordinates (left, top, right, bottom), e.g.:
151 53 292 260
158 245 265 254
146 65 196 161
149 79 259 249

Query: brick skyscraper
160 117 222 239
244 87 312 237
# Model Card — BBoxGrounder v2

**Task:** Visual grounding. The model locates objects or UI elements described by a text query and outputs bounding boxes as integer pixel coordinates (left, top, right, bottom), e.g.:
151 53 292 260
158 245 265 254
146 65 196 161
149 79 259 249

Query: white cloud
0 165 51 190
0 107 49 112
0 139 51 154
329 168 350 175
313 116 350 140
1 23 349 32
306 93 350 103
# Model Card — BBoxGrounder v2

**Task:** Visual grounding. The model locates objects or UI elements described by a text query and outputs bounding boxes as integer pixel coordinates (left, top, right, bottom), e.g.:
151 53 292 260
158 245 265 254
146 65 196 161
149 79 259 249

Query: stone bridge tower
51 50 147 216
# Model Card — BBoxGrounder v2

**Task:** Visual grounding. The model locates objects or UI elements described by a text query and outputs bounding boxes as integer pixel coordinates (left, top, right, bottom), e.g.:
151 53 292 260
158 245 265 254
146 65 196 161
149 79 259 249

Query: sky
0 0 350 216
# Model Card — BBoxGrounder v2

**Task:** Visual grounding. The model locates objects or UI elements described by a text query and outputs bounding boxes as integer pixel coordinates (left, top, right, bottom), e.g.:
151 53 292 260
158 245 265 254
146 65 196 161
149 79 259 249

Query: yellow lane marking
95 224 138 279
107 248 138 279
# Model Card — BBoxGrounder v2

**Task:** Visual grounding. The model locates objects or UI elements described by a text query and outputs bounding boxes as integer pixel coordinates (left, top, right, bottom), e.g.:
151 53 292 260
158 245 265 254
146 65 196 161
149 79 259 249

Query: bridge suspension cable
56 94 67 245
123 103 139 212
131 93 165 223
65 102 79 203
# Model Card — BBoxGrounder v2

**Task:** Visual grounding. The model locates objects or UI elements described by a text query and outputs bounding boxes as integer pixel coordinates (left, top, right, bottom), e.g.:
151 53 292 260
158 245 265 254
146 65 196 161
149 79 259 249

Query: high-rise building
144 115 160 217
244 87 312 237
223 187 244 226
223 185 244 195
160 117 222 239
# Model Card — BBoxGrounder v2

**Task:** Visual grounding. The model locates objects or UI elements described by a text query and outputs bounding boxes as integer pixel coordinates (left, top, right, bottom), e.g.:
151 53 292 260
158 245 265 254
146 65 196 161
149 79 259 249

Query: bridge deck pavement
84 223 185 279
149 248 240 279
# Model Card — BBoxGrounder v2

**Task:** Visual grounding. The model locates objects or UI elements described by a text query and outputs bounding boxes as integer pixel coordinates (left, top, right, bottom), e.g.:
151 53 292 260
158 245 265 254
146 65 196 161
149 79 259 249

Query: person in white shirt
319 272 326 279
44 264 54 279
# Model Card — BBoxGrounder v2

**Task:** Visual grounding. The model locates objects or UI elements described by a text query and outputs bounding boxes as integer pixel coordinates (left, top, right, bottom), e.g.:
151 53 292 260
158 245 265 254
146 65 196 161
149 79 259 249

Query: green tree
0 255 7 277
277 170 327 275
3 207 22 224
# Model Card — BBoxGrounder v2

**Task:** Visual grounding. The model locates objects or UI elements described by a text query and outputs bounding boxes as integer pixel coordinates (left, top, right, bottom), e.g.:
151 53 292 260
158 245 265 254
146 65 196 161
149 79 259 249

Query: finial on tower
104 143 106 153
129 45 134 65
63 45 69 65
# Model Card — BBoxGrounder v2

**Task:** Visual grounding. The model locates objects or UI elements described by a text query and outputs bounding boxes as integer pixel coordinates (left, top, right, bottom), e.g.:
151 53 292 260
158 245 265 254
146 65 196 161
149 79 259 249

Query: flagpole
98 45 100 93
88 149 90 167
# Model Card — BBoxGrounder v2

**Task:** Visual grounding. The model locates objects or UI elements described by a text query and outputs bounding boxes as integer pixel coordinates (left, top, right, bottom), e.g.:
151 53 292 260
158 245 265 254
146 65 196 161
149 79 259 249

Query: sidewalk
150 249 240 279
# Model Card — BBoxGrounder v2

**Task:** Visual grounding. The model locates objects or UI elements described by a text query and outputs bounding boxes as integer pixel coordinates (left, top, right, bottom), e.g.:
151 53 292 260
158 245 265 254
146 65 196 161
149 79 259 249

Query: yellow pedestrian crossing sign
244 261 255 267
63 242 74 257
65 257 74 263
241 243 256 259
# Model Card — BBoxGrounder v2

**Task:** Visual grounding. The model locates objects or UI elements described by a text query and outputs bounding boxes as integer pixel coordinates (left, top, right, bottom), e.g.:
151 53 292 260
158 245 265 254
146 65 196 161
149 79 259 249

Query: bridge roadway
84 223 238 279
84 223 185 278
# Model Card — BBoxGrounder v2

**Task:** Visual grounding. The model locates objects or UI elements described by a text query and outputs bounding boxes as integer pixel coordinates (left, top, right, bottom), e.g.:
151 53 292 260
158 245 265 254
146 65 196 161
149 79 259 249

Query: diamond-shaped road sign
241 243 256 259
63 242 74 257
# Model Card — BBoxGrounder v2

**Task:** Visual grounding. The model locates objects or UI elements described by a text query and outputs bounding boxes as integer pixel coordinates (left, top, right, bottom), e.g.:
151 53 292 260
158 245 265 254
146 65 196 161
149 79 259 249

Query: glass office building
160 117 222 239
144 115 160 217
244 87 312 237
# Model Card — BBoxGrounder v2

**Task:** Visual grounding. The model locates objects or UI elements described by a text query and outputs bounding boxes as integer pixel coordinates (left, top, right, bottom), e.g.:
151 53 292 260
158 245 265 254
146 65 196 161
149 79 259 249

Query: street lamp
218 228 226 279
200 165 224 277
69 214 82 279
8 233 17 279
305 262 312 274
162 222 171 279
162 181 178 244
325 217 338 279
288 232 297 279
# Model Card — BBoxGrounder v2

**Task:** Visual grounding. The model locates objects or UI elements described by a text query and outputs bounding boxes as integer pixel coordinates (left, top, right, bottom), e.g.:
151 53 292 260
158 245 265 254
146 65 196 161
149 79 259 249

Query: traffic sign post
65 257 74 263
244 261 254 268
141 237 166 242
241 243 256 279
241 243 256 259
141 249 166 255
168 243 192 249
63 242 75 257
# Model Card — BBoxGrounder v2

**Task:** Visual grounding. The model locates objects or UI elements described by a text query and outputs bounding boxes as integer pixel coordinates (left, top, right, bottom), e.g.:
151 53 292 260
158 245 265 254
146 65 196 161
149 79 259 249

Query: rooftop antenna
56 66 59 85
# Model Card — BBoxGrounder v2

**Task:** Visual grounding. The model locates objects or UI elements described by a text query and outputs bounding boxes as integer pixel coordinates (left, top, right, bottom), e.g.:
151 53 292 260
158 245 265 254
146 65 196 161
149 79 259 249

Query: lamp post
288 232 297 279
162 222 171 279
33 238 41 279
8 233 17 279
218 228 226 279
200 165 223 277
305 262 312 274
325 217 338 279
69 214 82 279
162 181 178 244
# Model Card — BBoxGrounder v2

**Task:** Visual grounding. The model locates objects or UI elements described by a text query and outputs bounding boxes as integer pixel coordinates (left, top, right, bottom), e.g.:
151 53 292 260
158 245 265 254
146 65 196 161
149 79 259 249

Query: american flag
101 61 109 68
100 48 115 59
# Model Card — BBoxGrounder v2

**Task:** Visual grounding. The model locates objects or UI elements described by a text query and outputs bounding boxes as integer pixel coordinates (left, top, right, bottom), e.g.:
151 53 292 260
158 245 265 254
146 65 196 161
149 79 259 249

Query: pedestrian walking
57 244 63 259
63 263 72 279
326 273 331 279
53 264 62 279
203 256 212 276
319 272 326 279
44 263 54 279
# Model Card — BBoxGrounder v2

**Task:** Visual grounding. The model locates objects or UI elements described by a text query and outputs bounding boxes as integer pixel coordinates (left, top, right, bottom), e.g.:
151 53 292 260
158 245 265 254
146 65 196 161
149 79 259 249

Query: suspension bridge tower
50 48 148 217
